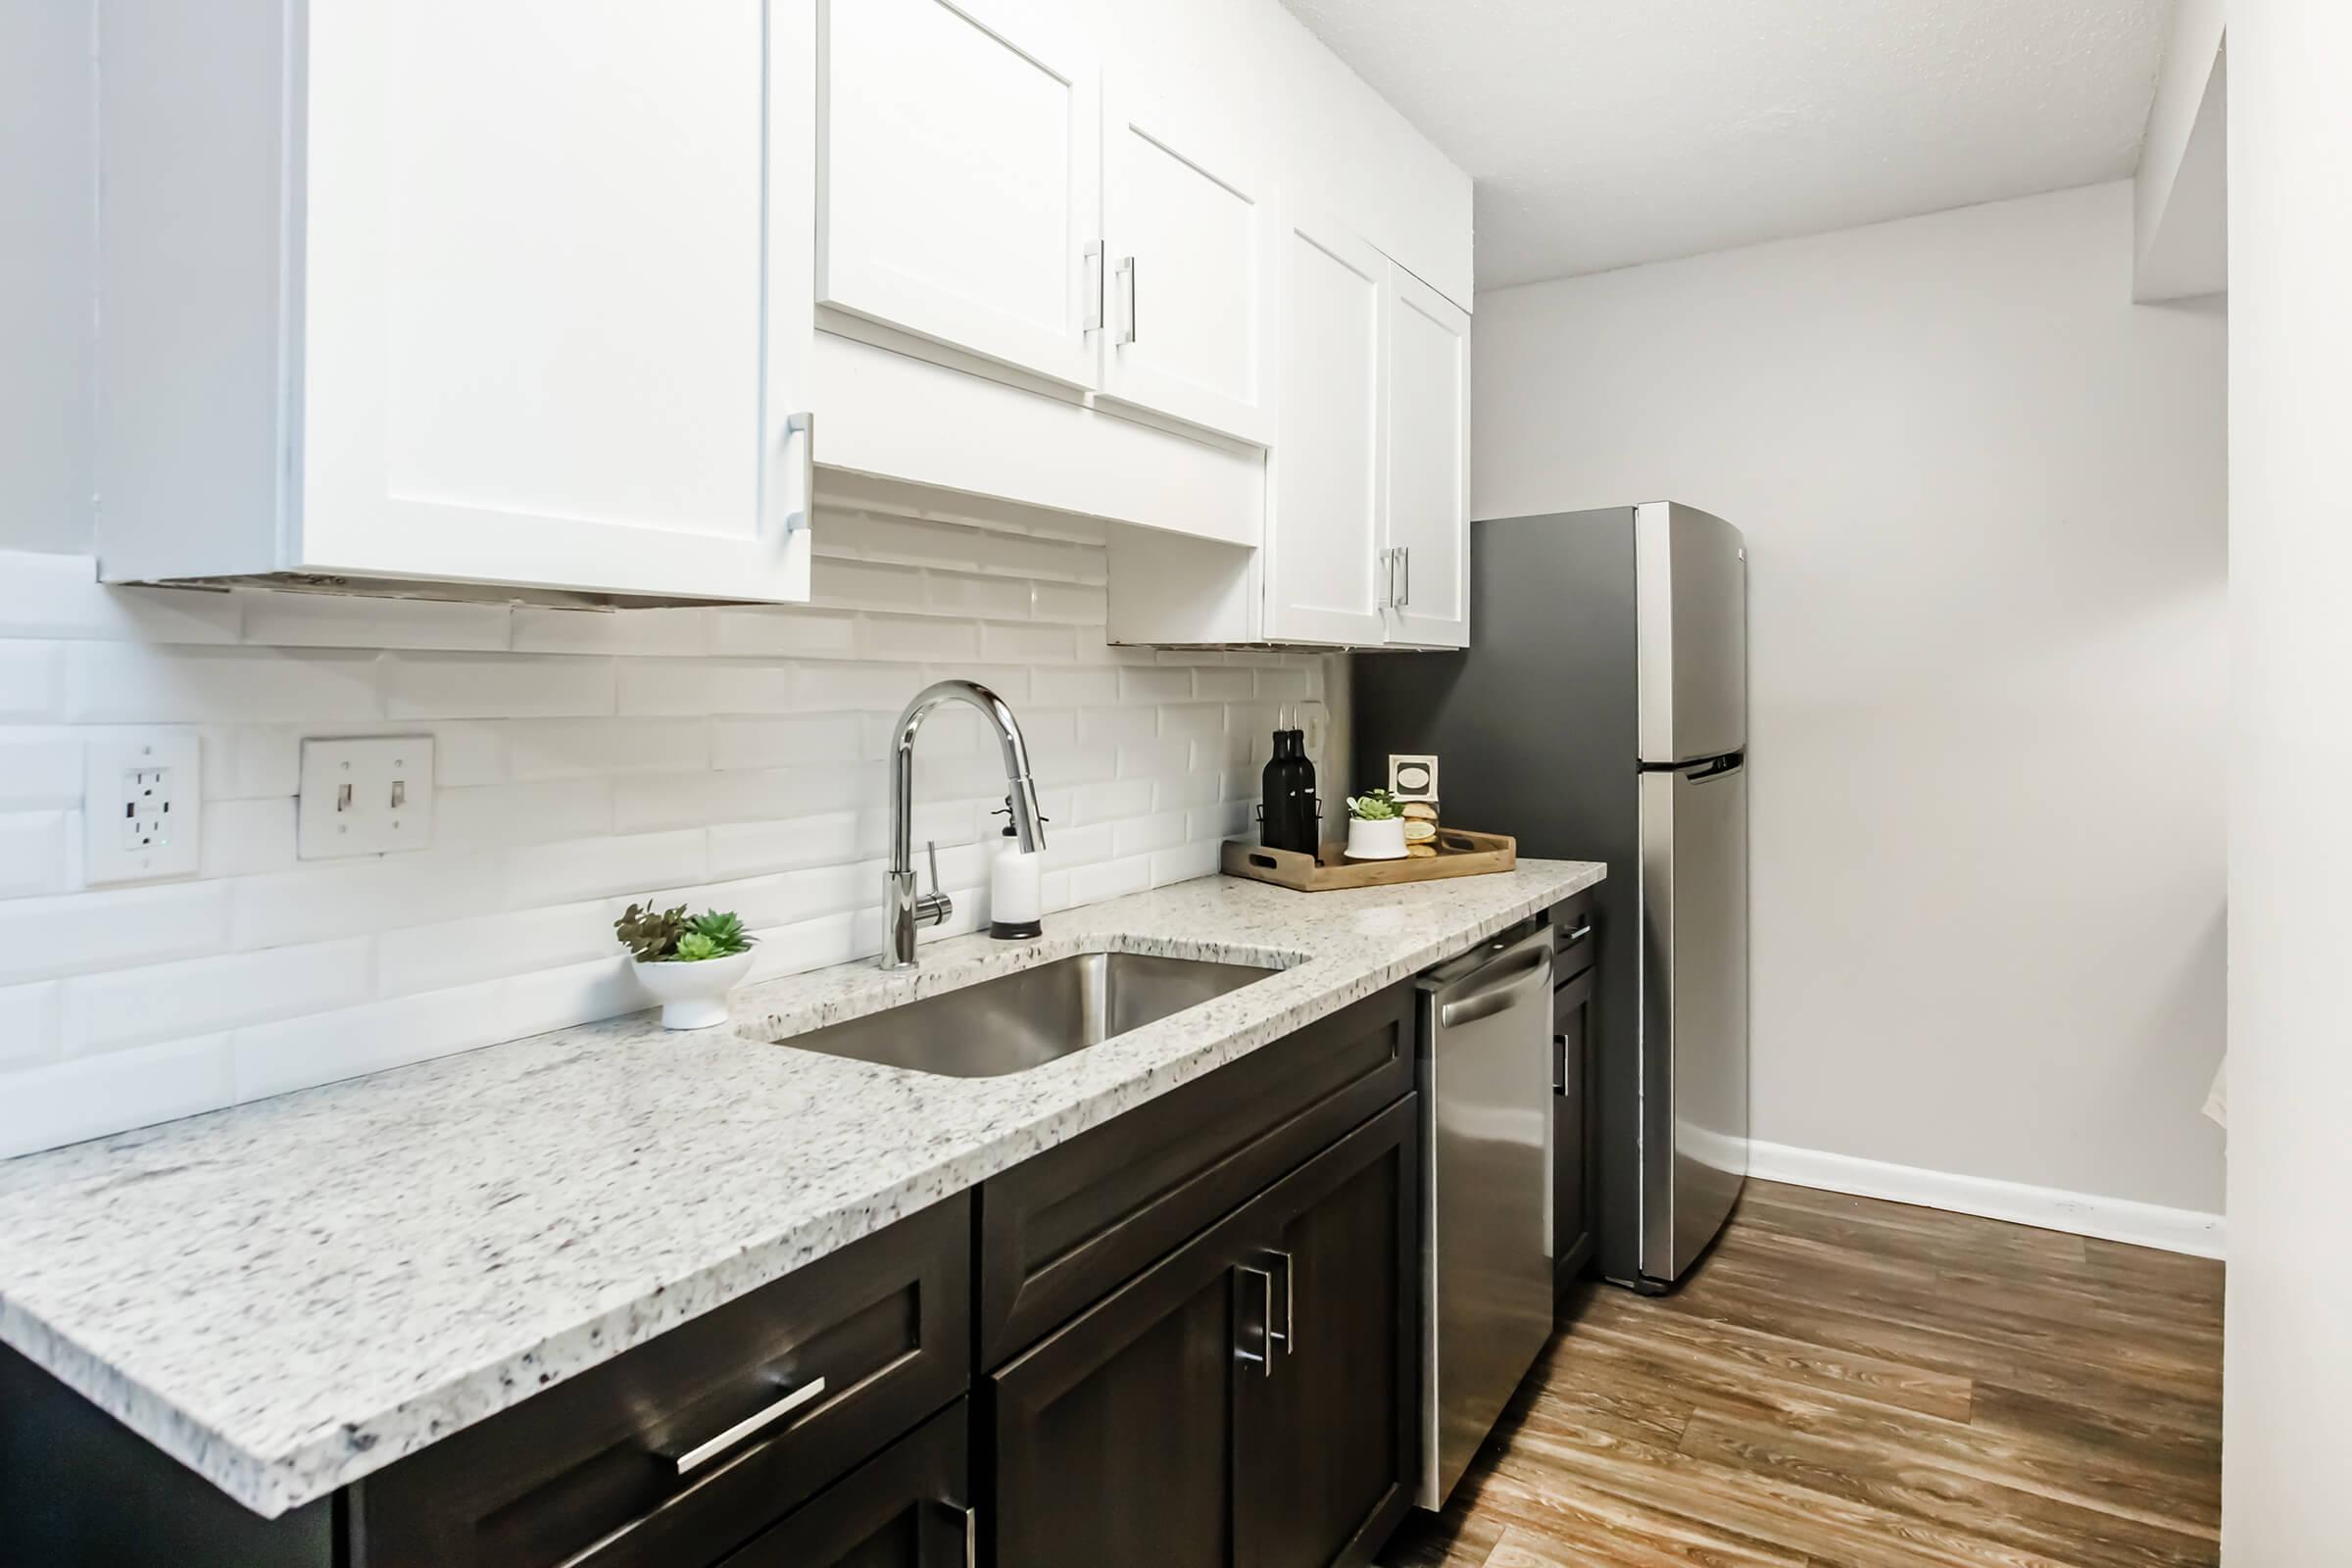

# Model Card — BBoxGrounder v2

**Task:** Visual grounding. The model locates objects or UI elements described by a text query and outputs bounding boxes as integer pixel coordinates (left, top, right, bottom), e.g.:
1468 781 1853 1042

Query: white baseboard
1744 1140 2227 1259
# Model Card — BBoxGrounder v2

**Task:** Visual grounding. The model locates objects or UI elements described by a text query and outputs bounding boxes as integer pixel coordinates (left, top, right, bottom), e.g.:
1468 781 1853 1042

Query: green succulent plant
1346 790 1402 822
615 904 757 962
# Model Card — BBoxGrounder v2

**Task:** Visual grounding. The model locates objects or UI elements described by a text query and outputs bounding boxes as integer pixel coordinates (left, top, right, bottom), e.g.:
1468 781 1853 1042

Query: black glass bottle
1259 727 1320 853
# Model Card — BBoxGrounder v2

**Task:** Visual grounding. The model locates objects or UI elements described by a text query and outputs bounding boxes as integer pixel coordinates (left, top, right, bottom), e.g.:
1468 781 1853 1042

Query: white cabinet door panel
1262 209 1385 645
300 0 813 602
1383 263 1470 648
818 0 1099 388
1097 79 1278 446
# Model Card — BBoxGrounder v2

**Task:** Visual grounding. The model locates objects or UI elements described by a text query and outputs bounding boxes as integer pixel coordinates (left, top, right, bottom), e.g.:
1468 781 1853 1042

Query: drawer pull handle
669 1375 828 1476
1560 924 1593 944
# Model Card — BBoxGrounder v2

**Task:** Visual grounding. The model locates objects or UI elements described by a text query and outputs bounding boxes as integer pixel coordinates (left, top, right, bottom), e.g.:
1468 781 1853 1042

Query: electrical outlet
299 737 436 859
85 735 203 884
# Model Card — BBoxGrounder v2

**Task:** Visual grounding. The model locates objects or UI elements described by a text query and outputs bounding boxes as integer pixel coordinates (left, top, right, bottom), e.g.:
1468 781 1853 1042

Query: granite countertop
0 860 1602 1519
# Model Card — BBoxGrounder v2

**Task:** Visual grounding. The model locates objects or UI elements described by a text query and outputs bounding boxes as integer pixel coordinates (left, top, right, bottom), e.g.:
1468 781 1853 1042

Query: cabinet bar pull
1083 241 1104 332
668 1374 827 1475
963 1504 978 1568
1562 924 1593 944
1116 256 1138 345
1396 545 1411 608
782 412 815 535
1262 1249 1295 1355
1235 1264 1275 1377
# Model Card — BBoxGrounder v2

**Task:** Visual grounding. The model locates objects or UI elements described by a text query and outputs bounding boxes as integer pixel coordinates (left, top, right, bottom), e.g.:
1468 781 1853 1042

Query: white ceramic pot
632 951 755 1030
1344 816 1408 860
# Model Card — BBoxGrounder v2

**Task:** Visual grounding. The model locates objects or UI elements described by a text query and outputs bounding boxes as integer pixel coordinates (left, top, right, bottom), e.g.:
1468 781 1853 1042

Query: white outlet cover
84 734 203 884
299 736 437 859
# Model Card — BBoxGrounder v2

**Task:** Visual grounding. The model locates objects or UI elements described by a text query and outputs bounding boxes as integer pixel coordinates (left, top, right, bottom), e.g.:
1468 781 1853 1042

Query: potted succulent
616 903 758 1029
1343 789 1408 861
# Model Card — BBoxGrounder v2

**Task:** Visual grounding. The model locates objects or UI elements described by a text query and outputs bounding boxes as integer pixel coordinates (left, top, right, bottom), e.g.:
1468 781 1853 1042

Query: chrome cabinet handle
669 1374 827 1476
1116 256 1138 345
1261 1249 1294 1356
1396 545 1410 609
1554 1032 1570 1094
781 412 815 535
962 1504 978 1568
1235 1263 1275 1376
1082 241 1104 332
1378 547 1397 610
1561 924 1593 944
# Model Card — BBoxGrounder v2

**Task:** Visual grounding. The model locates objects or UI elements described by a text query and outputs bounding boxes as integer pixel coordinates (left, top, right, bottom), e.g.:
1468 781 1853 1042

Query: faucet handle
913 840 953 929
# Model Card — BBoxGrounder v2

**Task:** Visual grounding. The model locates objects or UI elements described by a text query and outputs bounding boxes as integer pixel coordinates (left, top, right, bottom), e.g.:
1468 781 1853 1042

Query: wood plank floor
1380 1180 2223 1568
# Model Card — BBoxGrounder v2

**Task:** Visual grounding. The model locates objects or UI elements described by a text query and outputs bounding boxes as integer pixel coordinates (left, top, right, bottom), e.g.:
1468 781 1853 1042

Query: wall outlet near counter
83 735 202 885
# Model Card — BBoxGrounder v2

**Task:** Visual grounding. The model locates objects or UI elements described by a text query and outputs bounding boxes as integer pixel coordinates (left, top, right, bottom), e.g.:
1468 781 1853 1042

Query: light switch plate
84 734 203 884
299 736 436 859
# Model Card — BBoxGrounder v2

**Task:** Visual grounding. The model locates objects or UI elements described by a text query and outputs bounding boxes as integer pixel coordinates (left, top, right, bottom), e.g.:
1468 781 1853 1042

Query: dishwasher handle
1436 944 1551 1029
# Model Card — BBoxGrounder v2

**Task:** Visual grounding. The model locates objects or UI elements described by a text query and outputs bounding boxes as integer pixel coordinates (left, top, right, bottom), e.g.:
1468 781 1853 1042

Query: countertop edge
0 863 1606 1518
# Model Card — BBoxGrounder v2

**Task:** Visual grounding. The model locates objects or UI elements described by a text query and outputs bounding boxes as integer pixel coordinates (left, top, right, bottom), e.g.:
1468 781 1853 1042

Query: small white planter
1343 816 1408 860
632 951 755 1030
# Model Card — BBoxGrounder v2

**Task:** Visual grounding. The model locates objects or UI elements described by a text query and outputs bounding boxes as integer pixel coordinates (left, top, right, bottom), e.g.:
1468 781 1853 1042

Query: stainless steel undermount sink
775 951 1278 1078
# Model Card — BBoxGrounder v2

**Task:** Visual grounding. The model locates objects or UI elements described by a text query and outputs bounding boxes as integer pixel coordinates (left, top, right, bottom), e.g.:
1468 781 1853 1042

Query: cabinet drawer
976 980 1414 1366
1547 890 1596 982
353 1195 969 1568
716 1399 969 1568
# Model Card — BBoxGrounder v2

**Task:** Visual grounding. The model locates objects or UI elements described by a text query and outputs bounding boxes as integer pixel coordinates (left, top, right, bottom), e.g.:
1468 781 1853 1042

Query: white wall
1476 181 2228 1217
0 0 92 557
2222 0 2352 1555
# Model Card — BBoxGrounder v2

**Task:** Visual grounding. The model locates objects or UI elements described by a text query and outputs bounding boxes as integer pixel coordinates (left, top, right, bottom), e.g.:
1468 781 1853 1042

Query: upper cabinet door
1261 209 1387 646
299 0 815 604
1097 78 1280 447
1382 263 1471 648
817 0 1102 388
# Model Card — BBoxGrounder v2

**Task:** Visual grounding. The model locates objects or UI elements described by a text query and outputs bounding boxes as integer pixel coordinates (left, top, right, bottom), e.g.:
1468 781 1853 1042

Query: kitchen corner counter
0 860 1603 1519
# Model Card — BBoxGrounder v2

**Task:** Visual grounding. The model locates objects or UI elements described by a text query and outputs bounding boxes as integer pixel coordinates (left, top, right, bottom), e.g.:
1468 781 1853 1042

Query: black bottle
1259 728 1320 854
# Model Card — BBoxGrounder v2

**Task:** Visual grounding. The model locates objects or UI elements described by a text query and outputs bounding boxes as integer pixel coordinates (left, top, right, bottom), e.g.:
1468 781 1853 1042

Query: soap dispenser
989 798 1047 940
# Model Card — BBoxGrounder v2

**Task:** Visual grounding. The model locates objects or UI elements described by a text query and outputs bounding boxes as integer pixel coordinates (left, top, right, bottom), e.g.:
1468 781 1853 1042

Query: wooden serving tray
1220 829 1517 892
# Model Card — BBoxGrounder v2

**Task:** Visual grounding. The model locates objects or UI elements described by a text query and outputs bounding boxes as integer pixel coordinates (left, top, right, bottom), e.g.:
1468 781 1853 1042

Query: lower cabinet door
1236 1098 1419 1568
986 1218 1250 1567
718 1401 969 1568
1552 966 1596 1284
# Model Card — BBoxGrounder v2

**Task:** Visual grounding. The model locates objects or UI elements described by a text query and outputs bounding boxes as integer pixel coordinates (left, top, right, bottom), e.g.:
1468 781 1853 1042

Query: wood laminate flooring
1380 1179 2223 1568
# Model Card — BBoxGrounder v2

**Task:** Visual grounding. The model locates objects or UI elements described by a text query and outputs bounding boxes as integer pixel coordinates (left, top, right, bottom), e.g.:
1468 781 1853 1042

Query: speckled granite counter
0 861 1601 1518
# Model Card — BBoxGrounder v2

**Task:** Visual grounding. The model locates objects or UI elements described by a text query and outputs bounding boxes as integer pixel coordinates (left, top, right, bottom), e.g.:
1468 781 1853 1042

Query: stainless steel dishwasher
1415 920 1555 1508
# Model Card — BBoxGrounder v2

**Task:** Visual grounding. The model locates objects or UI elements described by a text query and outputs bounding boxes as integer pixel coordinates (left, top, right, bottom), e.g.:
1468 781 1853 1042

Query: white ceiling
1280 0 2175 288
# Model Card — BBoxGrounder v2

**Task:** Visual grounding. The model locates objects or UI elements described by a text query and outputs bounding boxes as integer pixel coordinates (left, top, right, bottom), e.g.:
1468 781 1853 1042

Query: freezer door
1639 760 1749 1284
1635 502 1747 764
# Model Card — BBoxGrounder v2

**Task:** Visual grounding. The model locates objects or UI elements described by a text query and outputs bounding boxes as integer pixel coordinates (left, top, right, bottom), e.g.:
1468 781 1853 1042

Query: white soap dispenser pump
989 798 1046 940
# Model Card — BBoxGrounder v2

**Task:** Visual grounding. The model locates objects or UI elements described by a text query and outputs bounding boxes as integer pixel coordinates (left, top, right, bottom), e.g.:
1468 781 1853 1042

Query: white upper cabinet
1094 81 1280 446
1381 264 1472 648
816 0 1102 388
1260 209 1387 645
96 0 816 605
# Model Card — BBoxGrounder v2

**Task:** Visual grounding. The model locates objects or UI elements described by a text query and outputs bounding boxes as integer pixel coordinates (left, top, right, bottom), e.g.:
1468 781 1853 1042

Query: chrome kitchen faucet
882 680 1047 970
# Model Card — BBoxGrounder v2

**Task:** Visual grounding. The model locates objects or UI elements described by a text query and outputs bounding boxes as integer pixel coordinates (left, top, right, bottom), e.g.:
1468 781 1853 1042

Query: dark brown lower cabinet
718 1400 969 1568
987 1098 1418 1568
1552 963 1596 1287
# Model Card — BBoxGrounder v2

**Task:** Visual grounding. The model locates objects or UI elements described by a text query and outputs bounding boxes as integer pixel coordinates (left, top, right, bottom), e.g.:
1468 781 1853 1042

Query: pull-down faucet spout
882 680 1046 970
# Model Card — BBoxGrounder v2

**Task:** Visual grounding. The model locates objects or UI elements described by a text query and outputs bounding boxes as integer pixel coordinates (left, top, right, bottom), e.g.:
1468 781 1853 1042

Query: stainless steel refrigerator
1354 502 1749 1293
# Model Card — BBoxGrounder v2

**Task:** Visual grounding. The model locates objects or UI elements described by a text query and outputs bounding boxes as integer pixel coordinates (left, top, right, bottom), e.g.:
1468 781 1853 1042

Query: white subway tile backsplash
377 901 619 999
0 1035 233 1160
0 981 61 1070
858 613 981 664
0 643 65 720
0 882 231 986
0 810 72 898
506 829 708 908
243 594 511 653
232 982 506 1102
512 606 715 657
385 653 614 720
509 717 710 779
980 621 1076 663
1031 581 1108 624
0 518 1279 1156
62 939 372 1055
0 730 81 808
66 645 381 723
0 554 241 644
